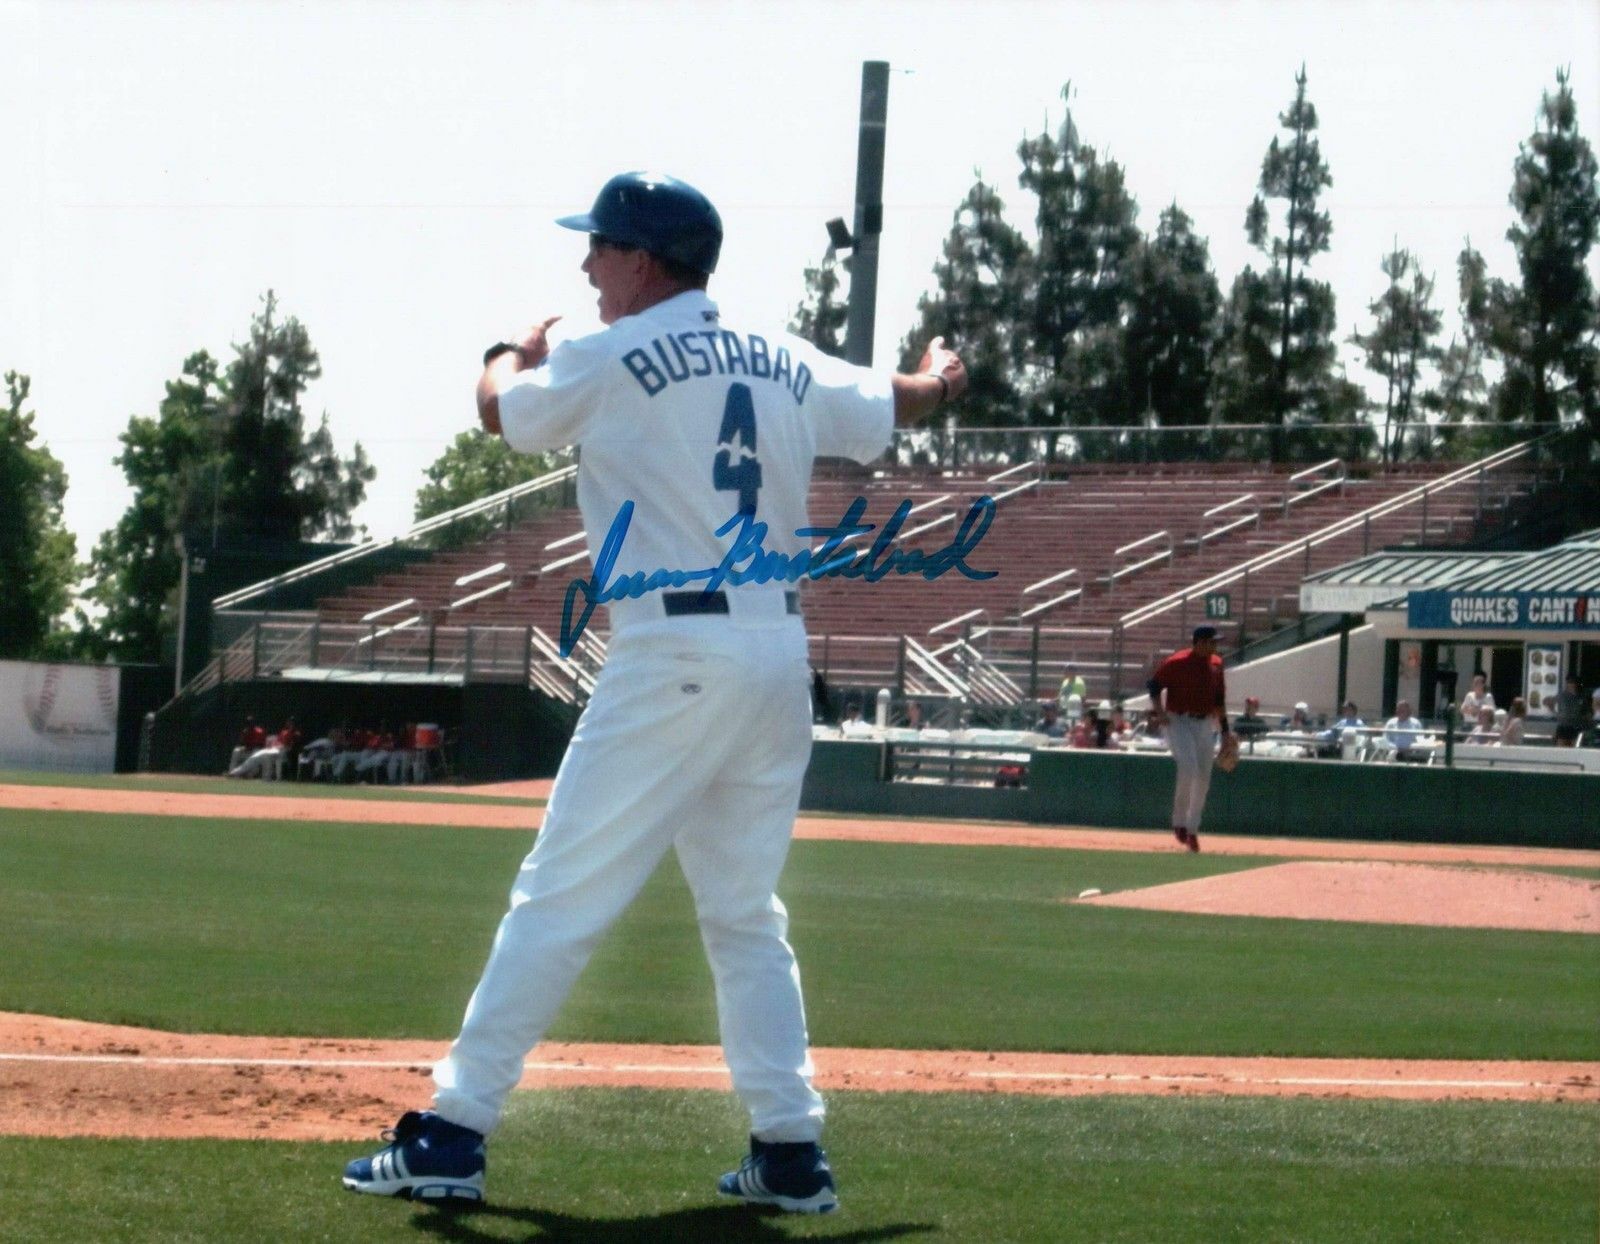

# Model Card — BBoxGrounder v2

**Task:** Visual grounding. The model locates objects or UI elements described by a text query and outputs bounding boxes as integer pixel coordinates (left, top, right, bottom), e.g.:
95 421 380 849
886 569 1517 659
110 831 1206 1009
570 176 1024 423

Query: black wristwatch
482 341 524 367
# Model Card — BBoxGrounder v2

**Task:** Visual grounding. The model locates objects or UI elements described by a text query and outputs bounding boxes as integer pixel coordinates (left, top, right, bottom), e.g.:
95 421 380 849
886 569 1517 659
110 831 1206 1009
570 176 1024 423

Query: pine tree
1464 69 1600 429
896 176 1029 436
1349 244 1443 460
218 292 374 541
1124 204 1222 427
1016 86 1142 437
1214 67 1340 445
1424 244 1492 425
81 296 375 663
789 254 848 359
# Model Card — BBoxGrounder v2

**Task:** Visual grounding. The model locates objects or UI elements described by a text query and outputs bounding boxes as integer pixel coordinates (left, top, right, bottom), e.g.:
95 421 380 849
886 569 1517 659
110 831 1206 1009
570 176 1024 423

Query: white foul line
0 1051 1578 1092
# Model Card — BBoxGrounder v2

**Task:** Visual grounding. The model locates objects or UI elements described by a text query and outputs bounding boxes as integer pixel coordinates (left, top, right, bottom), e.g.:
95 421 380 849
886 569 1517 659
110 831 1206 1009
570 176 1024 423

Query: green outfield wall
800 740 1599 849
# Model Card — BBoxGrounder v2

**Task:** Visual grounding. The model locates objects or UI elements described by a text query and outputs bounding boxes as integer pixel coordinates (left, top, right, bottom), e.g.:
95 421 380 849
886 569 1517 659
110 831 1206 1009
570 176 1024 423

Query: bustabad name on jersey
621 331 813 404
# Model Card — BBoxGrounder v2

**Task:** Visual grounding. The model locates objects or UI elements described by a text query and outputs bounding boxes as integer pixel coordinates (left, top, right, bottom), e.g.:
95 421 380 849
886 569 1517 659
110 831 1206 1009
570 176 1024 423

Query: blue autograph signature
558 495 997 655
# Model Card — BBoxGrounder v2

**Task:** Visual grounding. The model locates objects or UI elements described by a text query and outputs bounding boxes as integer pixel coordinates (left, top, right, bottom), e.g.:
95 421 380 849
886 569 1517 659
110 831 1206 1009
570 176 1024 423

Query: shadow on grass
405 1200 936 1243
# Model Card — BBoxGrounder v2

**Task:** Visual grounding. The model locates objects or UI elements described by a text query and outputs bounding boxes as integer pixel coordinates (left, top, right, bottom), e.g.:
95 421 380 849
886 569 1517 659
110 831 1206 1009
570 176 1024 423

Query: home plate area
1074 860 1599 934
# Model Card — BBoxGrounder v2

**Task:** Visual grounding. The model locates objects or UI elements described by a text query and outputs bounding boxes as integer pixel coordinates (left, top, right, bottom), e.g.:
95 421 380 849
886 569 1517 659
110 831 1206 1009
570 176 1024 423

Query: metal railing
1118 433 1554 641
888 420 1568 470
214 460 578 612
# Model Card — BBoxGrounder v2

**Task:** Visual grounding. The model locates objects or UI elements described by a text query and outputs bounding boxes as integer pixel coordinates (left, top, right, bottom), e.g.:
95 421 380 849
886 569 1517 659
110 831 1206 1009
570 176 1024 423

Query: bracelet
483 341 524 367
932 373 950 405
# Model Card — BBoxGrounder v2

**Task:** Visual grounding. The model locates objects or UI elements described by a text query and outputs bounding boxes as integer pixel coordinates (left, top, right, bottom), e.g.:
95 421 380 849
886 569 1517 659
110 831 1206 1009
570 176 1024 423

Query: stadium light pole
843 60 889 367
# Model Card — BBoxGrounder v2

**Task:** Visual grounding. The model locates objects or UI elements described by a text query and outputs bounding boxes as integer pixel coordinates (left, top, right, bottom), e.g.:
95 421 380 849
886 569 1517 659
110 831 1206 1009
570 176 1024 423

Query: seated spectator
297 729 339 780
229 724 290 780
1280 701 1314 733
1554 676 1586 747
357 725 398 782
1581 688 1600 747
1107 702 1132 745
228 716 266 772
1233 696 1270 741
1317 701 1365 755
1458 673 1494 727
900 700 925 731
1071 702 1110 749
1498 697 1527 746
276 716 303 779
332 726 372 782
1037 701 1067 739
839 703 875 739
388 722 425 784
1465 705 1498 744
1382 700 1424 757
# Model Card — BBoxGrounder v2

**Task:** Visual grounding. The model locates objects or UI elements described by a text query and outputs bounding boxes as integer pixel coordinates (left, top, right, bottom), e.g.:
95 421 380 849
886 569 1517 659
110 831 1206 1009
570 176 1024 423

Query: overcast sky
2 0 1597 565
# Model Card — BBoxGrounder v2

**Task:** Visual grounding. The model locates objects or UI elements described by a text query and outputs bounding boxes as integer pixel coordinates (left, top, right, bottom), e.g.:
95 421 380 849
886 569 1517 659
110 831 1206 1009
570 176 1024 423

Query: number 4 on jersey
713 382 762 517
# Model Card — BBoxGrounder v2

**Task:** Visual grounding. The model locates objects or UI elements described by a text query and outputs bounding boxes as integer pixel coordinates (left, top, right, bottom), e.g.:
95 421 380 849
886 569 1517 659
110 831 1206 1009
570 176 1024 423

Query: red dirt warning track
5 781 1597 869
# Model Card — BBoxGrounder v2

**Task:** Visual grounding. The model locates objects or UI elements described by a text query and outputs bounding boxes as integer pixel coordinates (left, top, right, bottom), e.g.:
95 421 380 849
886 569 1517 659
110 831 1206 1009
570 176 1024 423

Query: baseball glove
1215 732 1241 773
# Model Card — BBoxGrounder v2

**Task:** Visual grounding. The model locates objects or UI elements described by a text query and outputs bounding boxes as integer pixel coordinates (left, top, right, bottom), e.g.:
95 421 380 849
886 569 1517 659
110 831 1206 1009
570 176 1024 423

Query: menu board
1523 644 1563 718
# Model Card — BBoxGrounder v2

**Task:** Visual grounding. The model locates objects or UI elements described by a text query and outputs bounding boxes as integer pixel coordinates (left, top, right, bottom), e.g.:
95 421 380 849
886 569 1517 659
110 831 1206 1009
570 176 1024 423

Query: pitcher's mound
1077 861 1599 933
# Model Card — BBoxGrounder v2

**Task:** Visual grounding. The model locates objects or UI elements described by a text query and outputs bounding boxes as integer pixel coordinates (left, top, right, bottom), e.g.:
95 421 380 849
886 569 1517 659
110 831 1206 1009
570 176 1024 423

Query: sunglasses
589 233 639 254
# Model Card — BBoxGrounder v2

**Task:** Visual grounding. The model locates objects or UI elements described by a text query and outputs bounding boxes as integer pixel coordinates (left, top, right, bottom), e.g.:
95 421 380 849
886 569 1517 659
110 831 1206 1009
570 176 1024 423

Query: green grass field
0 808 1593 1059
0 797 1595 1241
1 1092 1594 1243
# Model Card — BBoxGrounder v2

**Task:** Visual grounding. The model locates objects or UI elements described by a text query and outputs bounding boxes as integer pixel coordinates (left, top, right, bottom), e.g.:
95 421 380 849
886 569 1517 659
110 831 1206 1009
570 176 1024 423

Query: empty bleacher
298 442 1546 708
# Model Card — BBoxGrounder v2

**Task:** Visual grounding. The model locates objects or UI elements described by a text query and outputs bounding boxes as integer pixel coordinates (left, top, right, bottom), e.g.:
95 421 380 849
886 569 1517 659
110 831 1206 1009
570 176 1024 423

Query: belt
661 590 801 617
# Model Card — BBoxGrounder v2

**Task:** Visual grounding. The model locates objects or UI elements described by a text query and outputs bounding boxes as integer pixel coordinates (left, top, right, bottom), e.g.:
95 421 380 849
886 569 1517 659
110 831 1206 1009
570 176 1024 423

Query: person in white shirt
1382 699 1425 757
1466 705 1498 744
344 171 968 1214
1458 672 1494 726
1498 696 1527 745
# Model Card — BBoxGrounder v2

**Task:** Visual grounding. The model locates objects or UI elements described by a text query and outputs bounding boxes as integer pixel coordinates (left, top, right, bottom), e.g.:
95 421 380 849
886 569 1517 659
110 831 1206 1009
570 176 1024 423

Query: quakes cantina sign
1408 590 1600 631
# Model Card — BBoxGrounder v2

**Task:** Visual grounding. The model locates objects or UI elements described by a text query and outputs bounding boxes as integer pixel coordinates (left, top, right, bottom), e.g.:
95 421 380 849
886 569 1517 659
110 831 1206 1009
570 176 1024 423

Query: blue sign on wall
1408 590 1600 630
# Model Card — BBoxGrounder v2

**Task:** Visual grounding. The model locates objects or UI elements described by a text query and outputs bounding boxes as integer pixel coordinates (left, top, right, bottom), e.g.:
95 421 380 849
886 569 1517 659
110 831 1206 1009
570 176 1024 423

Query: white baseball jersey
496 290 894 617
431 289 895 1147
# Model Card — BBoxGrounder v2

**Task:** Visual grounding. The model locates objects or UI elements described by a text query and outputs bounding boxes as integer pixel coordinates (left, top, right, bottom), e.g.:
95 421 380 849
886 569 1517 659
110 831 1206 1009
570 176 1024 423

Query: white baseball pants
432 617 824 1143
1165 714 1218 833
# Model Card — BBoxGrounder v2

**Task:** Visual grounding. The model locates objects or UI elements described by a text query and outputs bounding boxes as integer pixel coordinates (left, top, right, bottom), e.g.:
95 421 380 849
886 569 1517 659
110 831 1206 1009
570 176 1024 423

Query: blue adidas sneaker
717 1136 838 1214
342 1110 486 1204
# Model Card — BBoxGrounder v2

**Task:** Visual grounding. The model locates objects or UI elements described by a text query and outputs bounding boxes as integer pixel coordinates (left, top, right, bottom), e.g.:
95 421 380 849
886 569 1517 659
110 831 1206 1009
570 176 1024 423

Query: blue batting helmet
556 172 722 275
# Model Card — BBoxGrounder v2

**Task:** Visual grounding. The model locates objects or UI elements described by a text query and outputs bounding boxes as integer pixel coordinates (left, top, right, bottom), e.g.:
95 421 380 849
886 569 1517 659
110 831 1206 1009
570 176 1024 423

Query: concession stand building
1302 531 1600 724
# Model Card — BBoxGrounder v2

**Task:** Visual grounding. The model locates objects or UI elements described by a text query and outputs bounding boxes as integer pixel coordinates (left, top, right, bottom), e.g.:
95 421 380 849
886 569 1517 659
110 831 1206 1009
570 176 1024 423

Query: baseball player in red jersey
341 172 967 1213
1146 625 1231 853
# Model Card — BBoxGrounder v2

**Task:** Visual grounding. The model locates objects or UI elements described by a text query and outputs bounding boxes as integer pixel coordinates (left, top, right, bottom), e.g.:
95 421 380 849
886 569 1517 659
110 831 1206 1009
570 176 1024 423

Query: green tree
413 431 561 547
218 292 374 541
896 176 1030 436
1214 67 1339 441
79 352 220 662
1124 203 1222 427
789 253 848 359
1016 86 1143 435
0 372 79 659
1349 244 1443 460
1425 244 1493 425
81 295 375 664
1464 69 1600 429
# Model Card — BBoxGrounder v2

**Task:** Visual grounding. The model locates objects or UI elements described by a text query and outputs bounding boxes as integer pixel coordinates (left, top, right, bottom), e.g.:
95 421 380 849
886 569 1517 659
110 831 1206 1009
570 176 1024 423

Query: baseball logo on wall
1 661 121 773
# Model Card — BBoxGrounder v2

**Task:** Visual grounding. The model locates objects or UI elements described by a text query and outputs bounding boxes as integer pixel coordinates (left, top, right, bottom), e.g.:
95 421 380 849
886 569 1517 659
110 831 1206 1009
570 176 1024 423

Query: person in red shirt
228 716 266 771
1146 625 1232 853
